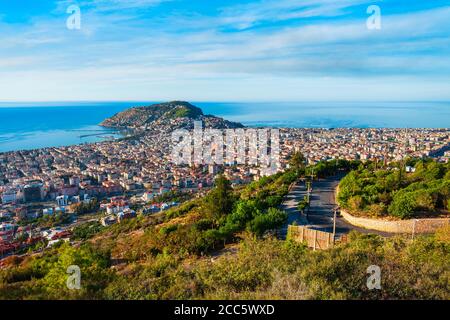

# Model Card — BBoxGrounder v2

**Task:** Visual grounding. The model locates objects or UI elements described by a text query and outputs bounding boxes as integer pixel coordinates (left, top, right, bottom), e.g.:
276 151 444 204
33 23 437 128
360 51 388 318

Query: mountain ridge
100 101 244 130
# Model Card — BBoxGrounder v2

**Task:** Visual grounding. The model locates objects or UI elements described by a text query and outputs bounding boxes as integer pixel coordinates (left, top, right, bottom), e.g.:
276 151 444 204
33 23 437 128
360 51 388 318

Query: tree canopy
338 159 450 219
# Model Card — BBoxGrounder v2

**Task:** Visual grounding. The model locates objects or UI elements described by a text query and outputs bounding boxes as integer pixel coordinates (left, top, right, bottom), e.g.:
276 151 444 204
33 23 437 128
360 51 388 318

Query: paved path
278 181 308 239
307 176 391 237
279 176 392 239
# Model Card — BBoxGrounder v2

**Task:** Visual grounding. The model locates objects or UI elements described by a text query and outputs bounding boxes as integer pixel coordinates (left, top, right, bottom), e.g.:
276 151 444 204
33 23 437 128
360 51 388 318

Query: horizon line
1 100 450 105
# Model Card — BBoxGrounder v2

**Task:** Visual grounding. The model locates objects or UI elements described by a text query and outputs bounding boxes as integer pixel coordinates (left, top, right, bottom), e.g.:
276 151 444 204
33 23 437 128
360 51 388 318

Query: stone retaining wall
336 186 449 234
340 209 449 234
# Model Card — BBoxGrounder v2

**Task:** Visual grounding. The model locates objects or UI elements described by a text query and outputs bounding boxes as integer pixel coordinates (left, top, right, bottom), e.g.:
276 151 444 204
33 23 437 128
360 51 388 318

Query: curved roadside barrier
335 186 449 234
340 209 450 234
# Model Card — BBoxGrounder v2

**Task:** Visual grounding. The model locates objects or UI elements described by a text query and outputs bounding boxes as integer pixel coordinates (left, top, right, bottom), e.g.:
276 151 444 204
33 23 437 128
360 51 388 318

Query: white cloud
0 1 449 101
217 0 375 29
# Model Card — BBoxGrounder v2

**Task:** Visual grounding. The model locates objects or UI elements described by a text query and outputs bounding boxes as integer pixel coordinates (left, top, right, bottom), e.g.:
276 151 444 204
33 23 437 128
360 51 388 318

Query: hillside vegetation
338 159 450 219
1 229 448 300
1 158 449 300
100 101 243 129
100 101 203 127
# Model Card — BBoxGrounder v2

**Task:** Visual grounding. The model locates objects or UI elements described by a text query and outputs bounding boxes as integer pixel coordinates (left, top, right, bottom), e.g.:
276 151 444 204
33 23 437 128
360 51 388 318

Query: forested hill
100 101 244 129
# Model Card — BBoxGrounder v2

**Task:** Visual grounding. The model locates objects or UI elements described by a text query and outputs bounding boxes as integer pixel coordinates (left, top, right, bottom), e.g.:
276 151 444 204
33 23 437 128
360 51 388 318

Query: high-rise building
23 183 44 202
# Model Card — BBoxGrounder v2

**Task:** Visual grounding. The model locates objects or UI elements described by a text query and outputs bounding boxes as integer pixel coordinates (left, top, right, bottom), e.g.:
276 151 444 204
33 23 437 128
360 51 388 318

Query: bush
247 208 287 236
338 160 449 218
388 192 416 219
72 221 104 240
228 201 260 228
159 224 179 235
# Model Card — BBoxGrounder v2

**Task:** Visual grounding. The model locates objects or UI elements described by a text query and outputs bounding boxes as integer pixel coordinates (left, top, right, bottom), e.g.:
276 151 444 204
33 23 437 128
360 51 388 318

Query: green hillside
338 159 450 219
1 159 449 300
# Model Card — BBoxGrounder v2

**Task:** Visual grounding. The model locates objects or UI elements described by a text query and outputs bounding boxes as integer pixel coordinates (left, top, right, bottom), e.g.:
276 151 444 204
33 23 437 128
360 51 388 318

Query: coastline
1 101 450 153
0 125 124 153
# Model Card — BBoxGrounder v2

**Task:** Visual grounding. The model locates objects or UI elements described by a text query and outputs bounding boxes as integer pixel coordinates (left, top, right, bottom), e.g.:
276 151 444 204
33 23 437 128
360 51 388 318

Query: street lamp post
332 207 337 244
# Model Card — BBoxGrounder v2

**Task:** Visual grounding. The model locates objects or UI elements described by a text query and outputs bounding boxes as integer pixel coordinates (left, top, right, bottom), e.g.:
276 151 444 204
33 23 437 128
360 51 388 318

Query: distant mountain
100 101 244 130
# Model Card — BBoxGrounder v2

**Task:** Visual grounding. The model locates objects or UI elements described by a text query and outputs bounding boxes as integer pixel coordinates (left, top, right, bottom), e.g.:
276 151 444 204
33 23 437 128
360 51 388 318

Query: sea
0 101 449 153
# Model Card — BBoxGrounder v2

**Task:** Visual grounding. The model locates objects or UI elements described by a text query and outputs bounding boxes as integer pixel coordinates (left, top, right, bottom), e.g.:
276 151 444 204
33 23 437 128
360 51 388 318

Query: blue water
0 101 449 152
200 101 450 129
0 102 134 152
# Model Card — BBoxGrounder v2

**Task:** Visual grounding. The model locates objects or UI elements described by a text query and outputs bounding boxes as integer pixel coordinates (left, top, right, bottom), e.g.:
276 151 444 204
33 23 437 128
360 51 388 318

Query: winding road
279 175 392 239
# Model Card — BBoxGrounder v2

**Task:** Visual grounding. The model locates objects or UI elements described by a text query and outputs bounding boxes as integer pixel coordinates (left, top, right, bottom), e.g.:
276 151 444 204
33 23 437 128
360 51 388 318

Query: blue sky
0 0 449 102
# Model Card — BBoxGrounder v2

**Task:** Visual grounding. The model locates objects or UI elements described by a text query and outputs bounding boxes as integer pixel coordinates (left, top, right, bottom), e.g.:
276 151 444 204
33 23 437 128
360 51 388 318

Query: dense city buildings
0 123 449 258
1 127 448 208
281 128 450 164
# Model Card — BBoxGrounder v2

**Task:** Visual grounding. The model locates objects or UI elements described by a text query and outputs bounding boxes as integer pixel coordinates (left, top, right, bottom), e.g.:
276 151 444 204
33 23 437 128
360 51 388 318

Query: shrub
388 192 416 219
247 208 287 236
